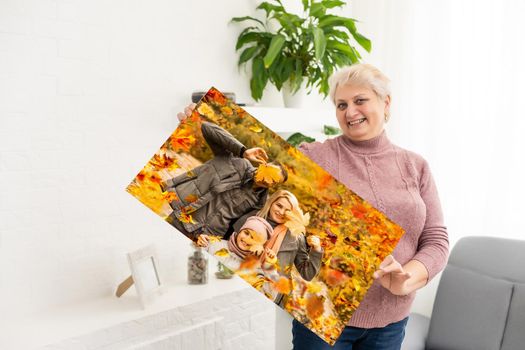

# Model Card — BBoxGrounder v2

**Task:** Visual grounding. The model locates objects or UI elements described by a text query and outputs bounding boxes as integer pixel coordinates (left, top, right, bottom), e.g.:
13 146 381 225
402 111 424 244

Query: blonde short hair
329 63 391 104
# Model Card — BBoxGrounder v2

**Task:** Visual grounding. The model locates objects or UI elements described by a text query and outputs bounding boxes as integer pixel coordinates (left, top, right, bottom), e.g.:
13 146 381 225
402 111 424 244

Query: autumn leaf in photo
254 164 283 184
214 248 230 258
284 206 310 236
170 127 196 153
272 276 293 294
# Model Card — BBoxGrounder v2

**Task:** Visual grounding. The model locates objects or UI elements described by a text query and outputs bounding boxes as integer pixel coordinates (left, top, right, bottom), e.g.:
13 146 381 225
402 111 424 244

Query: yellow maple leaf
170 127 196 152
197 102 218 121
284 207 310 236
249 125 262 133
214 248 230 258
254 164 283 185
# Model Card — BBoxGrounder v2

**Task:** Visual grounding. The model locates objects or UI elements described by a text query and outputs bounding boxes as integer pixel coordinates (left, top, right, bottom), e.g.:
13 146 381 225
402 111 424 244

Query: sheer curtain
349 0 525 315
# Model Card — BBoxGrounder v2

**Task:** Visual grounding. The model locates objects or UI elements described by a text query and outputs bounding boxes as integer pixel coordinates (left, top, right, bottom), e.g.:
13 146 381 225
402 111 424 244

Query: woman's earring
384 113 390 122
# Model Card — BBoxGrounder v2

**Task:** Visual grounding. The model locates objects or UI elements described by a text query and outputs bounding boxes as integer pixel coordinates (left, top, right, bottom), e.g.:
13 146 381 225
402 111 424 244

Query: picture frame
127 244 163 309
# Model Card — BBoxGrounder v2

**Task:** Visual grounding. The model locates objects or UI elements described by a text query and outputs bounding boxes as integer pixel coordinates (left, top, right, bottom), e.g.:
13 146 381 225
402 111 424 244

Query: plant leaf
327 40 359 63
263 34 285 68
322 0 345 9
313 27 326 61
230 16 265 27
286 132 315 146
250 57 268 101
323 125 341 135
309 3 326 18
238 46 260 66
235 31 261 50
293 58 303 92
301 0 309 11
342 18 372 52
256 1 284 17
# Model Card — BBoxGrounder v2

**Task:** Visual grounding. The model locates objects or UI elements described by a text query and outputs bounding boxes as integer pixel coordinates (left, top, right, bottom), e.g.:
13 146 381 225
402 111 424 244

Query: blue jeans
292 317 409 350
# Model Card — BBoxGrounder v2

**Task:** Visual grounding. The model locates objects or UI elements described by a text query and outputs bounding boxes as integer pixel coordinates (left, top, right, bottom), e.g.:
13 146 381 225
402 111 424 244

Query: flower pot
282 80 307 108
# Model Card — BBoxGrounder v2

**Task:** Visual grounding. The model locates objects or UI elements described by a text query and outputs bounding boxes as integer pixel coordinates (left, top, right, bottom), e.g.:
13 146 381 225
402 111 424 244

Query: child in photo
196 216 276 271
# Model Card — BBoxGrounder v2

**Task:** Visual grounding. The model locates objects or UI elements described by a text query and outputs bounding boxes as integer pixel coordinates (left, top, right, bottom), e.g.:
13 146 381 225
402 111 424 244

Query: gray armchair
402 236 525 350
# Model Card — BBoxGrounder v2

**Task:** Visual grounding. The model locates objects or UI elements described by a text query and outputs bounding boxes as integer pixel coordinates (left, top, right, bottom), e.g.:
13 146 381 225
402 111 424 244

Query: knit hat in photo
240 216 273 239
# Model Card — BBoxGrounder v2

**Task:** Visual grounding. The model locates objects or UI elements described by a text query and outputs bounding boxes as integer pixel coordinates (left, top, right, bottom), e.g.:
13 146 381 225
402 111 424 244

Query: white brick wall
41 289 276 350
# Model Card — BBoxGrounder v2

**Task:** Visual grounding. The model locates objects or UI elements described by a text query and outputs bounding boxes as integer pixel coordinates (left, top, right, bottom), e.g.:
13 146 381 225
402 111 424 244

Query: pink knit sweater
299 130 449 328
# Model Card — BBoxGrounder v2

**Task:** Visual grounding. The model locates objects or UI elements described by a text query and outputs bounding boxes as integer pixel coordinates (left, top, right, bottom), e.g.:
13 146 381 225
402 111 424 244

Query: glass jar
187 244 208 284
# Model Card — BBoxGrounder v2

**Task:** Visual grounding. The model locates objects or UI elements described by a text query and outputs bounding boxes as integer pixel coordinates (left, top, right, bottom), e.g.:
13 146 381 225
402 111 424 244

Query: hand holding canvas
373 255 429 296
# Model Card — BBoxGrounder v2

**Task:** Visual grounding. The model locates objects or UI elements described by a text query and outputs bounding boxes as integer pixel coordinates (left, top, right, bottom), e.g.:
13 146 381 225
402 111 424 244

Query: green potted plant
231 0 371 106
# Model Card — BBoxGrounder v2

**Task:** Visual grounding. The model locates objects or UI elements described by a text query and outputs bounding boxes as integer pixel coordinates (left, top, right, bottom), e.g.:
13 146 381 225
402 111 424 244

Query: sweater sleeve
411 158 449 282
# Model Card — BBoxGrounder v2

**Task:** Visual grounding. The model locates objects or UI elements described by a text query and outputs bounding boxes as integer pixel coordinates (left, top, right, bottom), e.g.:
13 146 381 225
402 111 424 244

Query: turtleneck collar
339 129 392 155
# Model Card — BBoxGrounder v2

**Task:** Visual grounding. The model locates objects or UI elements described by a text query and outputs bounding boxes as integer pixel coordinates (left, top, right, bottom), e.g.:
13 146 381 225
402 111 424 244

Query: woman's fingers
373 270 385 279
178 103 197 122
379 255 394 269
185 103 196 116
380 261 403 274
374 269 411 280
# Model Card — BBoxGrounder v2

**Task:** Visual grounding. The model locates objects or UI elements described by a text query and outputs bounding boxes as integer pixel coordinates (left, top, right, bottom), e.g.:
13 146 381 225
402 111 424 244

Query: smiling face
334 83 391 141
268 197 293 224
236 228 266 252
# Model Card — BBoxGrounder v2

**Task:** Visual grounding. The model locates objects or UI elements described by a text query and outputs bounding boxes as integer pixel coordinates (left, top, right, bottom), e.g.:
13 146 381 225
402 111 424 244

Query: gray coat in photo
161 122 268 238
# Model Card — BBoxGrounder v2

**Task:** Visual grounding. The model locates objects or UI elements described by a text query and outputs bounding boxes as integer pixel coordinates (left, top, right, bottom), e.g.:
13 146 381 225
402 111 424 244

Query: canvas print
126 87 405 344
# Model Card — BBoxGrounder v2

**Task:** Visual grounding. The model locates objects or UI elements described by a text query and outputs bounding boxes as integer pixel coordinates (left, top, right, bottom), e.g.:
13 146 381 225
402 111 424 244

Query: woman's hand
196 234 210 247
177 103 197 122
243 147 269 164
373 255 412 295
306 235 322 253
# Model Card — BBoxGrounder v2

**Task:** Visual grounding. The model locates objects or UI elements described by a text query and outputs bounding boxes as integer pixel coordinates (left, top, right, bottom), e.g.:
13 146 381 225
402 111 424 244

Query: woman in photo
233 189 324 307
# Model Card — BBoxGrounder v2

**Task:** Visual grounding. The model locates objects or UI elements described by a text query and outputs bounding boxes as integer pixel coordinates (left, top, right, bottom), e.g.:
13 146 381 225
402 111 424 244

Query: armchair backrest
426 236 525 350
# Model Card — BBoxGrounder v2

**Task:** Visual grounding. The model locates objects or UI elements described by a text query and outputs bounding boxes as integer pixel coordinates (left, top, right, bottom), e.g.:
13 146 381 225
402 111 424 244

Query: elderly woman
290 63 449 349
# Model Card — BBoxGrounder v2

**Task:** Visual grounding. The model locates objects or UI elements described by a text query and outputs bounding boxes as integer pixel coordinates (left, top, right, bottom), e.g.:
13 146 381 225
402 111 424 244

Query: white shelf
0 267 250 349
